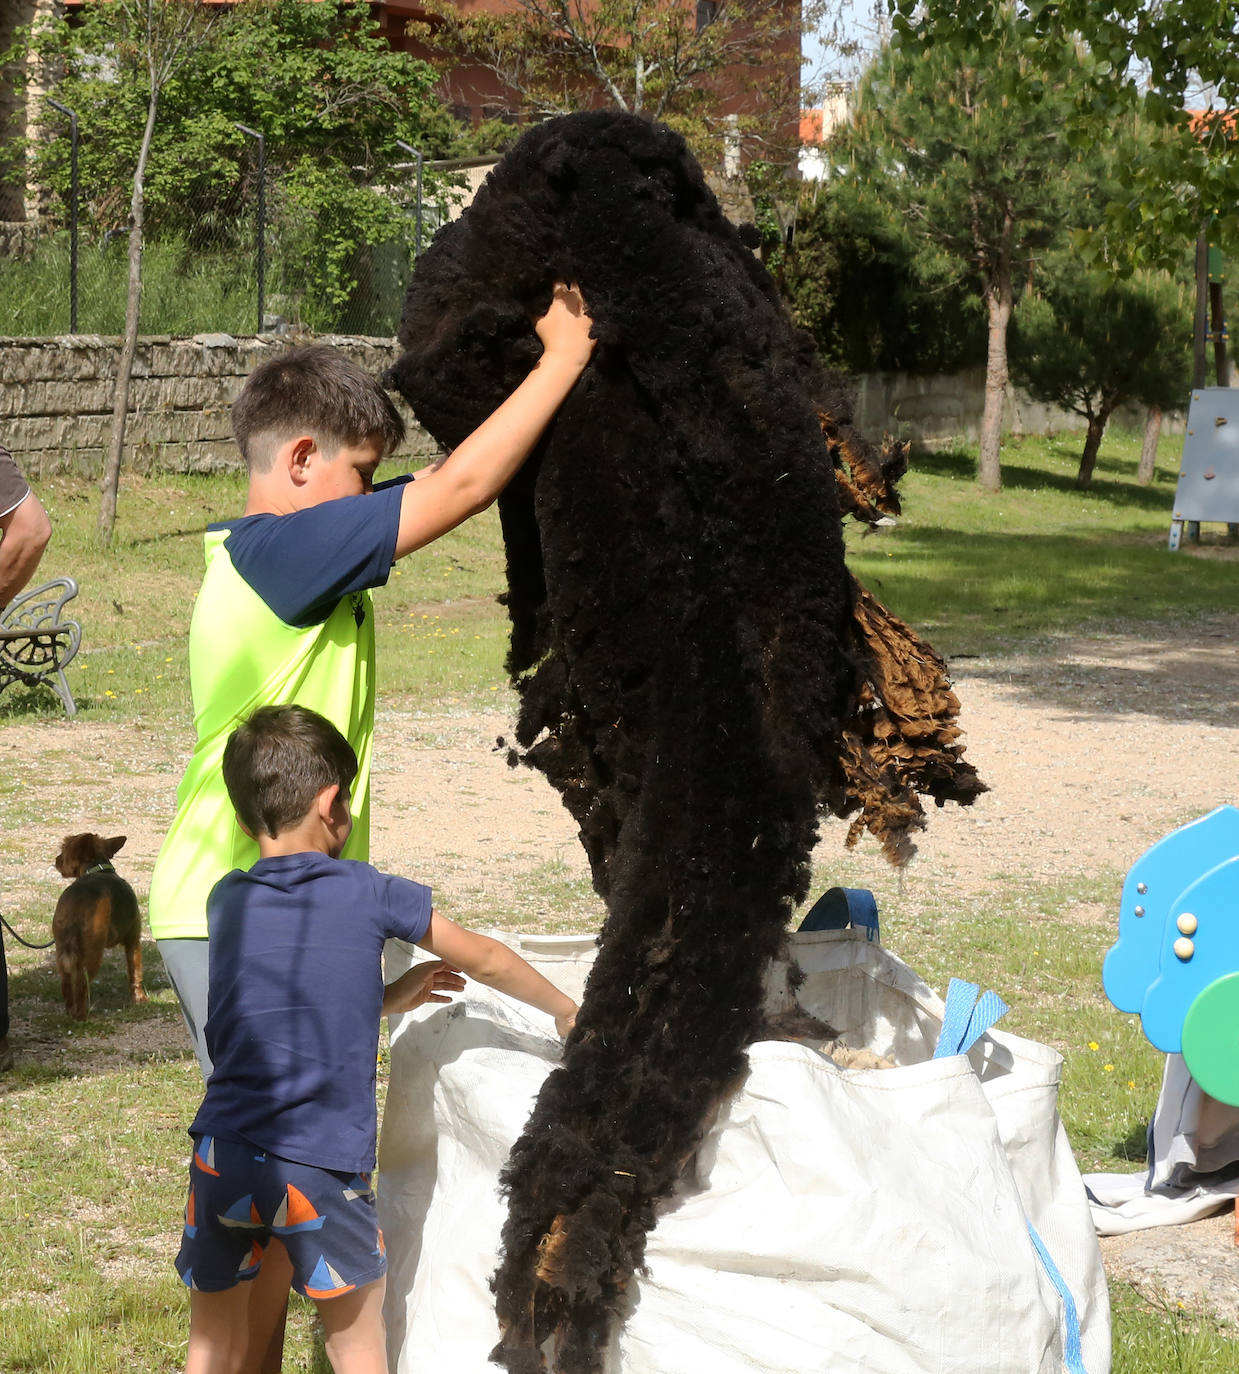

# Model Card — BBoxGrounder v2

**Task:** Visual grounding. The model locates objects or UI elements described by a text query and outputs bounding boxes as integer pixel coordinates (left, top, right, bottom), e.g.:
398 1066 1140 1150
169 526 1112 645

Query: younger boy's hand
382 960 466 1016
535 283 595 370
555 1006 578 1038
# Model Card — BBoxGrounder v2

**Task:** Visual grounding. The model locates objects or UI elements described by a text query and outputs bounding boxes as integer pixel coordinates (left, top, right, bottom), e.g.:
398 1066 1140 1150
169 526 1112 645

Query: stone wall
1 335 1191 477
0 333 438 478
0 220 38 258
851 366 1187 450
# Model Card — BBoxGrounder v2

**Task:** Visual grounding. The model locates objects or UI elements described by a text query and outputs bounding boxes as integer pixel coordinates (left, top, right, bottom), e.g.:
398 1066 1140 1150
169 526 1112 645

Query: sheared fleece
385 109 984 1374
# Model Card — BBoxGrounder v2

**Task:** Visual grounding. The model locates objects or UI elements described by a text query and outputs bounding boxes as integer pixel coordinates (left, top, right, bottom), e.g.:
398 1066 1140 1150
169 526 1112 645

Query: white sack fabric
1085 1053 1239 1236
378 930 1109 1374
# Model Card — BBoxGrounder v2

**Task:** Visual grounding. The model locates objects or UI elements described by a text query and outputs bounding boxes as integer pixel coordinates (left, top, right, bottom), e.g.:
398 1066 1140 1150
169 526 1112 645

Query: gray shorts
156 937 213 1082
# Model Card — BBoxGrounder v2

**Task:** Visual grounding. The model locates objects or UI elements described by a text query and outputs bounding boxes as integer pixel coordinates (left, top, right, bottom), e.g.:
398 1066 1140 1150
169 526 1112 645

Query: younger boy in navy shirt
177 704 577 1374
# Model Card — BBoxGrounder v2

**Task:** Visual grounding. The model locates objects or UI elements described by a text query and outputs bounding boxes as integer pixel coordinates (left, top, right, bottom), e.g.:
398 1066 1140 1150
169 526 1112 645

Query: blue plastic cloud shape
1102 804 1239 1053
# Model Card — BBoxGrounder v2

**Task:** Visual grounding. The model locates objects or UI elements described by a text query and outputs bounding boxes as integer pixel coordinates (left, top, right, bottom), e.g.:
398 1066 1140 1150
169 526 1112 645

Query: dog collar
82 861 115 876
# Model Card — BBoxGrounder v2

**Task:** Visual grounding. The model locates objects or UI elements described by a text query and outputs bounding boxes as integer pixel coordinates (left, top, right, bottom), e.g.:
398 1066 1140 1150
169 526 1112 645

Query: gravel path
6 614 1236 909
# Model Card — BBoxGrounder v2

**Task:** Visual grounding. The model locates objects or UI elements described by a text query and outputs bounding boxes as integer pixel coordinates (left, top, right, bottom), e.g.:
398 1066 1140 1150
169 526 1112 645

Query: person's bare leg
186 1286 251 1374
242 1239 294 1374
256 1299 289 1374
316 1277 388 1374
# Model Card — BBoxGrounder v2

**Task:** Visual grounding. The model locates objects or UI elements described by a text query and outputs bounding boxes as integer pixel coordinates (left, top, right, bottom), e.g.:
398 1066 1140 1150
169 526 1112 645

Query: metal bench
0 576 82 718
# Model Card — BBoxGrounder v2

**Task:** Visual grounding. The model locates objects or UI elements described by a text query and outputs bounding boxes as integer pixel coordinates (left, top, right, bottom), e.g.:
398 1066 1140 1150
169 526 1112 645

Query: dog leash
0 914 55 951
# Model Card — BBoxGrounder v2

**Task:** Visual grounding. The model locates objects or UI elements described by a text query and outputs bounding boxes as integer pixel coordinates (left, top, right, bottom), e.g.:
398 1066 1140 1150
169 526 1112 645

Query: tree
1137 406 1163 487
44 0 223 547
414 0 843 165
1010 264 1190 488
27 0 460 322
827 17 1087 491
20 0 460 541
777 189 985 376
891 0 1239 268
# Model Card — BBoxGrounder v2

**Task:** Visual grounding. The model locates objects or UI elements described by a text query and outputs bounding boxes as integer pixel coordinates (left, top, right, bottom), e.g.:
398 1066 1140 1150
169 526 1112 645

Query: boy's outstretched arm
392 282 594 559
418 911 578 1036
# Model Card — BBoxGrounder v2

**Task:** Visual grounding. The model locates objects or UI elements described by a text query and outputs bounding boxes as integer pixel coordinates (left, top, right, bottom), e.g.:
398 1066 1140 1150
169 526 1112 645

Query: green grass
0 994 333 1371
847 429 1238 656
0 233 263 339
1112 1284 1239 1372
15 421 1228 726
4 429 1238 1368
7 466 516 724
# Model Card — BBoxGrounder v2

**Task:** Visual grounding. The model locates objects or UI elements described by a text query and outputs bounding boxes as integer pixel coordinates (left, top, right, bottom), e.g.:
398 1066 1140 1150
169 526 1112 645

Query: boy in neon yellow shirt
150 283 594 1081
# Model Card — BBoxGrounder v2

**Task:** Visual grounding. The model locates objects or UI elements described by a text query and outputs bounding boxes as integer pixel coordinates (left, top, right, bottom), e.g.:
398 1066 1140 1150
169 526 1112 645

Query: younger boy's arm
417 910 578 1036
392 283 594 559
382 958 466 1017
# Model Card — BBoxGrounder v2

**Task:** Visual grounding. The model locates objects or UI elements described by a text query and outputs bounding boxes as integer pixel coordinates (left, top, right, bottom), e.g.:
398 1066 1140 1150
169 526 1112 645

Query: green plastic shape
1182 970 1239 1106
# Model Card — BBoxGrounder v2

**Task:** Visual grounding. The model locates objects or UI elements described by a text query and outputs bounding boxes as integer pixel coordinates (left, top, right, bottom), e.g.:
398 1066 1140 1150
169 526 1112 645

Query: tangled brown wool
385 111 983 1374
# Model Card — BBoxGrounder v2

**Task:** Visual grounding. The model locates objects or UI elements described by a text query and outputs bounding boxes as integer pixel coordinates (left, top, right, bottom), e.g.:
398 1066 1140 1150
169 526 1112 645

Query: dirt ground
3 612 1238 1326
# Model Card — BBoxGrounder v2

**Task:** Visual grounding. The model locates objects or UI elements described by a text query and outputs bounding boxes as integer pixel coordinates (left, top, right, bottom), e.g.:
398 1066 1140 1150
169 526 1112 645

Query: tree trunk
1076 409 1111 489
978 275 1012 493
1137 404 1162 486
98 91 159 547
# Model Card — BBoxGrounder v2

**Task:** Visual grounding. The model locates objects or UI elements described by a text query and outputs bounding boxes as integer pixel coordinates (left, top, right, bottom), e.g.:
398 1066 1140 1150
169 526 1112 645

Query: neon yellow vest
148 527 376 940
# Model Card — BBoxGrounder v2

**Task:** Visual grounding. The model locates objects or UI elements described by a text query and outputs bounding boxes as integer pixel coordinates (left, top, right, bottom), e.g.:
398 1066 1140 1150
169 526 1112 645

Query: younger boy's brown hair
231 345 406 473
222 704 358 838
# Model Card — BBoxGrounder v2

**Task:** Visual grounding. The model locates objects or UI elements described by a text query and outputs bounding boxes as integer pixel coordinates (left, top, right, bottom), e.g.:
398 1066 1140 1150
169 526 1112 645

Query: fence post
234 123 265 334
395 140 424 259
45 98 79 333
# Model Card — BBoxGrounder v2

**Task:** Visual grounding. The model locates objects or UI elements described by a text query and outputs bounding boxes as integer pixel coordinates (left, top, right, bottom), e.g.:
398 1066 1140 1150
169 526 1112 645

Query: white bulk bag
378 930 1109 1374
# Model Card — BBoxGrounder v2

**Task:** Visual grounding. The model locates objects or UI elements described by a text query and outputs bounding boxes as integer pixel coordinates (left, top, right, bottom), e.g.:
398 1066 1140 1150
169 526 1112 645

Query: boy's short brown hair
222 704 358 838
231 344 406 473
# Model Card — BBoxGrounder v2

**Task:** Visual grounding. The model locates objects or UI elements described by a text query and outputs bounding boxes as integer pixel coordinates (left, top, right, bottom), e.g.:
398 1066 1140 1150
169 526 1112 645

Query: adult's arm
392 283 594 560
0 490 52 608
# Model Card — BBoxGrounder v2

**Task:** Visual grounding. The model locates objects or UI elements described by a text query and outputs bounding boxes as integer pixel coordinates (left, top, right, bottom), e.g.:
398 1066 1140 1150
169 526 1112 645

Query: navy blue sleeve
374 869 433 945
374 474 415 494
217 482 407 628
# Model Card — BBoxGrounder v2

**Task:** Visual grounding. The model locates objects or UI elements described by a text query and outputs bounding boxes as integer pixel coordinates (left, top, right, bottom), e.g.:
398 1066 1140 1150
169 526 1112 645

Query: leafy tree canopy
1011 261 1191 486
832 24 1088 289
31 0 460 230
889 0 1239 267
820 12 1093 487
20 0 465 318
778 191 986 375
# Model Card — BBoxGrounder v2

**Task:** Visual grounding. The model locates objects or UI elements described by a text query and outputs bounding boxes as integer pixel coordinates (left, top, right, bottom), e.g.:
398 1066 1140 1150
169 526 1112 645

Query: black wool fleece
385 109 983 1374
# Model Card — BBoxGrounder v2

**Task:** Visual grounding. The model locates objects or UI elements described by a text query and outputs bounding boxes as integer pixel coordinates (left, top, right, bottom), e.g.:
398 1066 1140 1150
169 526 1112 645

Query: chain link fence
0 110 488 340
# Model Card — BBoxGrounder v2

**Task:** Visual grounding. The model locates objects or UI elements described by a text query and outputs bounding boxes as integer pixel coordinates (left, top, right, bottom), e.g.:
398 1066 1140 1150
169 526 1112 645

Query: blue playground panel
1103 805 1239 1104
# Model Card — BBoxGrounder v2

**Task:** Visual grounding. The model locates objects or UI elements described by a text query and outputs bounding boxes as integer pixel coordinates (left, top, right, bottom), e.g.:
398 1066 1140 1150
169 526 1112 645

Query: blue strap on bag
1027 1223 1089 1374
797 887 880 941
933 978 1009 1058
933 978 1088 1374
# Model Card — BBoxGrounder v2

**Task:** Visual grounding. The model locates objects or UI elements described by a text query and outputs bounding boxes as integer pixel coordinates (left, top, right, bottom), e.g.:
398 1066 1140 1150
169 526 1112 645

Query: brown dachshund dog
52 833 146 1020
